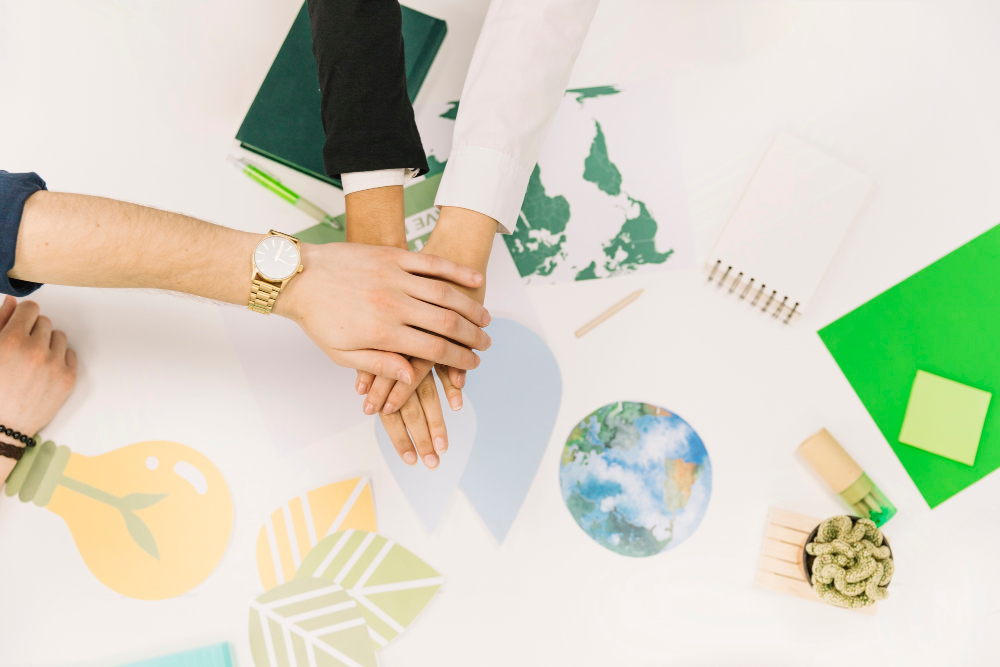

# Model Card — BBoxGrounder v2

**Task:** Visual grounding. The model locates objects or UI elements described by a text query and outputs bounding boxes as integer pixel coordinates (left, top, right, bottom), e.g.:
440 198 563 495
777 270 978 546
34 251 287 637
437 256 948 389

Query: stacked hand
275 241 492 385
345 189 497 469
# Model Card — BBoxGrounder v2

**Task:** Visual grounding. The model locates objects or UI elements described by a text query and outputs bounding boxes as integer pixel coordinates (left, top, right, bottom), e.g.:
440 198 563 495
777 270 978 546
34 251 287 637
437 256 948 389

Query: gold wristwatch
248 230 304 315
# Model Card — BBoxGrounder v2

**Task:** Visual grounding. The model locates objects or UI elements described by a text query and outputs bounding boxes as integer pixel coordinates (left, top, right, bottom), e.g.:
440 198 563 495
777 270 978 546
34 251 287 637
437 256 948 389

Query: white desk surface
3 1 1000 665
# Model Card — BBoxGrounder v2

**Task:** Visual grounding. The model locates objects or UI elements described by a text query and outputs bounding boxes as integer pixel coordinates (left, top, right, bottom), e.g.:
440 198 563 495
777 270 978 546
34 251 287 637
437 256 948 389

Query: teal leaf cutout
121 510 160 560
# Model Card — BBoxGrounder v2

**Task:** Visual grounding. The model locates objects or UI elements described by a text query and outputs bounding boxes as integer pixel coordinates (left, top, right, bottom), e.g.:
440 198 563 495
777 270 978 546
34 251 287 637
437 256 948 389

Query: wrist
270 241 314 322
345 186 407 249
424 206 497 274
0 421 36 448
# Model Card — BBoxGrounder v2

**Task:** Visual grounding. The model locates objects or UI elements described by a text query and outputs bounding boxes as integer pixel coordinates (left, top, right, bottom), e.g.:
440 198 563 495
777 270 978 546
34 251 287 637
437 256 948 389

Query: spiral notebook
705 133 873 323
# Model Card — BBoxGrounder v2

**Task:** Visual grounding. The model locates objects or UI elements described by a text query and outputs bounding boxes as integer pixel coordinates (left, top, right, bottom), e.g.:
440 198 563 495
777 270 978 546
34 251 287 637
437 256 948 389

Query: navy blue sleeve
0 171 45 297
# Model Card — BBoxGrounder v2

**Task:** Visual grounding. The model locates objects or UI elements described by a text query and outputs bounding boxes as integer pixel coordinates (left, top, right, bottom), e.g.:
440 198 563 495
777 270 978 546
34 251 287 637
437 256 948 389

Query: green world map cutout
503 84 694 284
403 83 693 284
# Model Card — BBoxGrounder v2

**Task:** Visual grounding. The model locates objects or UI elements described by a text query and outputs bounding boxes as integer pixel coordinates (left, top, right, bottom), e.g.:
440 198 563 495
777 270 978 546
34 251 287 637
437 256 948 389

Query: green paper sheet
898 370 992 466
819 222 1000 507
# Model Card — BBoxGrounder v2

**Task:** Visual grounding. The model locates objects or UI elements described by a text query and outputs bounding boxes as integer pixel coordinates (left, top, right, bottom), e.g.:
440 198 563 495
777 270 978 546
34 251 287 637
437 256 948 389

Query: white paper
705 132 874 315
503 81 695 284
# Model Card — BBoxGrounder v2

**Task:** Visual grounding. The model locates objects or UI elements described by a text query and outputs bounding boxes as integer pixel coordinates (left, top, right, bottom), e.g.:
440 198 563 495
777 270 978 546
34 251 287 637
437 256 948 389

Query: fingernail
434 437 447 453
355 381 365 395
455 374 466 389
397 370 412 384
472 272 484 286
384 402 395 415
424 454 439 469
403 452 417 465
483 310 492 326
484 336 492 350
363 402 375 415
449 396 462 410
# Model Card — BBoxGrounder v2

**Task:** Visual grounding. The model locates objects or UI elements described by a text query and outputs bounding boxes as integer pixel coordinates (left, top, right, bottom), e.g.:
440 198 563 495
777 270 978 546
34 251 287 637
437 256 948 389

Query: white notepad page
705 132 873 323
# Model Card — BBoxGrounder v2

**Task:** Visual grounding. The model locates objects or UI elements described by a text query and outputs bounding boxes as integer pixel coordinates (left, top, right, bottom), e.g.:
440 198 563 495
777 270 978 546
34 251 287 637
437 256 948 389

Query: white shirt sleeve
341 168 417 196
434 0 601 234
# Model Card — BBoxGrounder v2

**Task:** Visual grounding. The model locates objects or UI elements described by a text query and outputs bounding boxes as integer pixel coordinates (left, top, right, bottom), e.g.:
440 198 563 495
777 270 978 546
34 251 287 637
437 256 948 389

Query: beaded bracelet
0 442 25 461
0 425 35 447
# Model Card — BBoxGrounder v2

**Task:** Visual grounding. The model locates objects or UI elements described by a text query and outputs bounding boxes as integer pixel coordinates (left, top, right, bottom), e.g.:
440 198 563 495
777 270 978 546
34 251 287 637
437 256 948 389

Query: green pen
227 155 342 230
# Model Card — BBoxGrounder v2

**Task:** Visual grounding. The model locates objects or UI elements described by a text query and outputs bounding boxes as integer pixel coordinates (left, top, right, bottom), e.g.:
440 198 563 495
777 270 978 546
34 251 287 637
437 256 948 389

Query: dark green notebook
236 3 447 187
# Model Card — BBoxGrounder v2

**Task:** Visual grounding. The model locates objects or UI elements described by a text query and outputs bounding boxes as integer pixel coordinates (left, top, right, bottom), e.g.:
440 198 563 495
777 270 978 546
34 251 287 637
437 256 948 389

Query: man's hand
0 296 77 483
12 191 493 384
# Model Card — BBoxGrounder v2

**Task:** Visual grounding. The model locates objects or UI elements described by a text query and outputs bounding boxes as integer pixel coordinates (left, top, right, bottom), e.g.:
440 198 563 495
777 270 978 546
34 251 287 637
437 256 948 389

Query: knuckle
427 338 448 360
432 281 450 302
60 367 77 389
440 311 461 335
0 334 19 355
400 401 421 420
416 382 436 401
27 345 48 365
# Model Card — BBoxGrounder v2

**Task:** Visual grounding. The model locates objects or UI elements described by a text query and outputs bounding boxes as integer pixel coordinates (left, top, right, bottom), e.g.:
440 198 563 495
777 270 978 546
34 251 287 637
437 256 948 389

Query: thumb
330 350 416 385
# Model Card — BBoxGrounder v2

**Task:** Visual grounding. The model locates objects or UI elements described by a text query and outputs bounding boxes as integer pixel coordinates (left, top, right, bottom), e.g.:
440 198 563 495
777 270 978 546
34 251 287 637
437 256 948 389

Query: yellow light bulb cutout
4 439 233 600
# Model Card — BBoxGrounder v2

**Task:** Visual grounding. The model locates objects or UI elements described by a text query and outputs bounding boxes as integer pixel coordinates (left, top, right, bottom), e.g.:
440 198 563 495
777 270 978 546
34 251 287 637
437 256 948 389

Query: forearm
12 191 259 306
307 0 427 178
345 186 408 249
434 0 599 233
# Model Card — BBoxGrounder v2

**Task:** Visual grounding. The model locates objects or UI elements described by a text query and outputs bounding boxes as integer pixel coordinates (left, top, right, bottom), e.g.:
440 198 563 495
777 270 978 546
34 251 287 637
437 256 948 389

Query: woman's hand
0 296 78 482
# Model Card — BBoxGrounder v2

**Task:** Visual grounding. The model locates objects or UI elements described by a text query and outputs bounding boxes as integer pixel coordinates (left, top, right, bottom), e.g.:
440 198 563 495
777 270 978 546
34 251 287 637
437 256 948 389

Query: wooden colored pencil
574 289 644 338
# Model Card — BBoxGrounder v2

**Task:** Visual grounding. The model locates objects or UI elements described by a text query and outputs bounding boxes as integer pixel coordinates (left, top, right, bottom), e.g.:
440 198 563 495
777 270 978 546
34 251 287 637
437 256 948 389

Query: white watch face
254 236 300 281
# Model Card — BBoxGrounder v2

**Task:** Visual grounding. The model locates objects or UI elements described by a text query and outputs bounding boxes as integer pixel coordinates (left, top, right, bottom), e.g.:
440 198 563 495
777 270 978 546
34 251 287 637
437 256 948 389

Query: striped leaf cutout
257 478 377 591
249 578 376 667
296 530 443 649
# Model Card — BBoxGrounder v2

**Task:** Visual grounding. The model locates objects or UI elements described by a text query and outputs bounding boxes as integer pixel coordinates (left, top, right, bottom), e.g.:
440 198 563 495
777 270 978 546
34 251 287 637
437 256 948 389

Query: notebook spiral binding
706 260 801 324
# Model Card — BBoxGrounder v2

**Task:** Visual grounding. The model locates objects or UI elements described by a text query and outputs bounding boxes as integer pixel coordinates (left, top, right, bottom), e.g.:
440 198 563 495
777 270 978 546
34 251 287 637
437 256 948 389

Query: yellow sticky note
899 371 992 466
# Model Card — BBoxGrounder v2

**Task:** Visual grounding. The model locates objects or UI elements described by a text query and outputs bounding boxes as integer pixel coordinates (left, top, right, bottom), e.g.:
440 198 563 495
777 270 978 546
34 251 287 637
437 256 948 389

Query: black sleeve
0 171 45 297
306 0 428 179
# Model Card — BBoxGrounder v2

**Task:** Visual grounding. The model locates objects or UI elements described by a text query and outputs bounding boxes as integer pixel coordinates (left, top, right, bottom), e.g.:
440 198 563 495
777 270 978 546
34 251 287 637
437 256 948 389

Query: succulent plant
805 515 894 609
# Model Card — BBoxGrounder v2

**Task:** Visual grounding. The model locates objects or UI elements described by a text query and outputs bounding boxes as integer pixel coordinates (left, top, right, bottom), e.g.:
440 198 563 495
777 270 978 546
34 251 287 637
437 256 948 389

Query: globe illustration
559 402 712 557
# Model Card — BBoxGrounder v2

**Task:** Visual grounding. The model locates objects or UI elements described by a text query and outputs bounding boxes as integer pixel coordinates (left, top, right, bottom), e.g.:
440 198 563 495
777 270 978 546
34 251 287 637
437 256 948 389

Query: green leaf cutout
121 510 160 560
295 530 443 649
119 492 168 510
249 578 376 667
